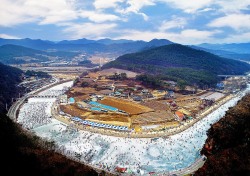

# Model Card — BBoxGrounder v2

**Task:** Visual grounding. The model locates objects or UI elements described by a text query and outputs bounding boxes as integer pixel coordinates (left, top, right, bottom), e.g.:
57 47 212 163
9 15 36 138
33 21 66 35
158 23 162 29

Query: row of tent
71 117 129 131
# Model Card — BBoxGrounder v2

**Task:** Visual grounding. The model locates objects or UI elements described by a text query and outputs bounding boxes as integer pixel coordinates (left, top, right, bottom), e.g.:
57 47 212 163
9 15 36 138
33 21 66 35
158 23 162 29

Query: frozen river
17 82 250 175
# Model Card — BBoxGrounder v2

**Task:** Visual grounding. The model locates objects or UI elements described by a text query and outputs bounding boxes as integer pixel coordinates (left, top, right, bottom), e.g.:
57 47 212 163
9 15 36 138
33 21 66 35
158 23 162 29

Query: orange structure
175 111 185 121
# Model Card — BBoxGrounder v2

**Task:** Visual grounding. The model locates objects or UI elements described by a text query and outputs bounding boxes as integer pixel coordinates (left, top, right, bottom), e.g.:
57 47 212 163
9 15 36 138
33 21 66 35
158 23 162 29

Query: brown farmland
100 97 154 115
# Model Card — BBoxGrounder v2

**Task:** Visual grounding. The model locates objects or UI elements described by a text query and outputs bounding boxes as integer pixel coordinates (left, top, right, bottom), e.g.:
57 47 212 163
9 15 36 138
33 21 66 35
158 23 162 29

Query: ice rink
17 82 250 174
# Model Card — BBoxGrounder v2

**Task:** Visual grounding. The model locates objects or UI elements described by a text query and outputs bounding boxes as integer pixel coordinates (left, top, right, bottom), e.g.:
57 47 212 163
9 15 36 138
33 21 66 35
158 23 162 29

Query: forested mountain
195 94 250 176
0 38 54 50
104 44 250 87
0 44 79 64
0 62 98 175
0 62 23 112
1 38 250 62
0 44 47 64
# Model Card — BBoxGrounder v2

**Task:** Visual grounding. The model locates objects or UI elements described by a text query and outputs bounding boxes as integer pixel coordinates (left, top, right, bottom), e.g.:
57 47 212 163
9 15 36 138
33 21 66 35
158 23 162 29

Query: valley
1 38 250 176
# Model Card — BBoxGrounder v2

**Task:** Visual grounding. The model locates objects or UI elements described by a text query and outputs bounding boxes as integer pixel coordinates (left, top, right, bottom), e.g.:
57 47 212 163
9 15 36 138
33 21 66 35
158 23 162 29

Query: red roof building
175 111 185 121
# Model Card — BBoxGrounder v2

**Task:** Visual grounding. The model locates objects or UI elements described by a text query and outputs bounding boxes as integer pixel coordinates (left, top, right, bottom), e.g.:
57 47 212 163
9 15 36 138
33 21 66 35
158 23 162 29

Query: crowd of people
18 102 53 129
16 81 249 175
31 93 242 175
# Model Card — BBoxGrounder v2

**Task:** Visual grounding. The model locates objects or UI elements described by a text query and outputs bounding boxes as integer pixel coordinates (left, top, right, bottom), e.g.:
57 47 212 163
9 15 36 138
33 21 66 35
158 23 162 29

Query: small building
152 90 166 98
115 166 127 173
91 97 97 102
141 89 149 93
178 108 191 116
60 94 68 104
216 83 224 89
165 90 175 99
99 89 113 96
164 81 177 86
68 97 75 104
77 101 89 108
114 91 122 96
96 95 104 100
133 96 142 101
142 92 154 99
175 111 185 121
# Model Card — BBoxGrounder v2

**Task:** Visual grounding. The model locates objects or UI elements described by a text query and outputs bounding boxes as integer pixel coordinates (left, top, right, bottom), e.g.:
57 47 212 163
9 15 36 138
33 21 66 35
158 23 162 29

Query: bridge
7 78 72 121
30 95 58 98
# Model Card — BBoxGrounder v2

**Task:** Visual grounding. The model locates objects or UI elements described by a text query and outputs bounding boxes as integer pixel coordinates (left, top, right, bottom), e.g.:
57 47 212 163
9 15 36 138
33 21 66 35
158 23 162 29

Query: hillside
0 62 23 112
0 44 79 64
0 38 54 50
0 62 99 176
195 93 250 176
104 44 250 86
0 44 47 64
0 113 98 176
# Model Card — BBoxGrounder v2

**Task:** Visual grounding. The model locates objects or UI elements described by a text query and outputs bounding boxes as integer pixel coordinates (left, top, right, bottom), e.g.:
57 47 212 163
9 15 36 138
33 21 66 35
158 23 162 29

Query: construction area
57 68 228 132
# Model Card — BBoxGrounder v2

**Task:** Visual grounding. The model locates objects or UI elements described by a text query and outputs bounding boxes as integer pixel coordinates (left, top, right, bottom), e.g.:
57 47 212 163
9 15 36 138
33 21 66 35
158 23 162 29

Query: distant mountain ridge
1 38 249 60
0 38 173 52
191 45 250 61
0 38 174 63
198 43 250 54
0 44 80 64
103 44 250 86
57 38 134 45
197 43 250 61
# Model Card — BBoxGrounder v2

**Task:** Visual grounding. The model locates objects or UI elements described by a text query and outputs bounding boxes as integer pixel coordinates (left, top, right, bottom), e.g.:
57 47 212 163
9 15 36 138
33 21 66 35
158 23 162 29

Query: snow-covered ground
18 81 73 129
38 81 73 96
18 101 53 129
17 81 250 175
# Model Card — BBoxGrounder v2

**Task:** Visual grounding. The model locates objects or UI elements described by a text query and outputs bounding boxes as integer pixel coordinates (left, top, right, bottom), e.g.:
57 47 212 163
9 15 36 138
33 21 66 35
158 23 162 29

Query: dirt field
98 68 138 78
175 97 202 114
67 87 97 101
132 110 176 125
51 73 79 79
100 97 154 115
60 104 132 126
60 104 90 118
141 100 171 111
88 55 111 65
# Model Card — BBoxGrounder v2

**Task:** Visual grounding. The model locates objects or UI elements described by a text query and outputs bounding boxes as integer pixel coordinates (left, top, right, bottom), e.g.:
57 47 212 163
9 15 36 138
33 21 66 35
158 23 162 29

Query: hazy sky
0 0 250 44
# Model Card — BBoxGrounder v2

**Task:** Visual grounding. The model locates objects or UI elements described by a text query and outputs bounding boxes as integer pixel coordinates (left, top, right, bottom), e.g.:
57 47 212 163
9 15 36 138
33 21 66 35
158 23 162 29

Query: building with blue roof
68 97 75 104
89 101 118 112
